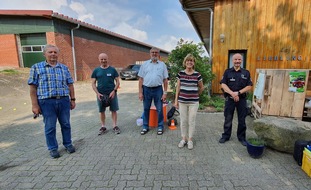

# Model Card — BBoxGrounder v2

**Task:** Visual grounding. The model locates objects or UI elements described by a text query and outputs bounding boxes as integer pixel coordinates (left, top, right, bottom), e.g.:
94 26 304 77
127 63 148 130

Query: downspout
71 24 80 81
181 6 214 65
181 6 214 96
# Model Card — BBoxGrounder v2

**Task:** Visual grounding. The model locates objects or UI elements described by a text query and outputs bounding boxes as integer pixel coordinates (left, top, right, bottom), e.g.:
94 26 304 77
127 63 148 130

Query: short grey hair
150 47 160 53
43 44 59 53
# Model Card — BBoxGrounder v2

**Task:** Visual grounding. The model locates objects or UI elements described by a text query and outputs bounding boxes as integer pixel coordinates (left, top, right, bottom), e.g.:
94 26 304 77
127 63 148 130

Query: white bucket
136 118 143 127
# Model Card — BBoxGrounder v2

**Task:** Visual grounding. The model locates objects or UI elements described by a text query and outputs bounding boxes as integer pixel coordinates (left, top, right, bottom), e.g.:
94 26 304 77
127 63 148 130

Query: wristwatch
238 91 241 95
71 98 76 101
114 89 117 93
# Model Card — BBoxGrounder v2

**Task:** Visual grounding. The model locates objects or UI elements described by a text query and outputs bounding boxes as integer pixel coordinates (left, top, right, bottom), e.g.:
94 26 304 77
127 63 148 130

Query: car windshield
125 64 140 71
126 65 135 69
132 65 141 71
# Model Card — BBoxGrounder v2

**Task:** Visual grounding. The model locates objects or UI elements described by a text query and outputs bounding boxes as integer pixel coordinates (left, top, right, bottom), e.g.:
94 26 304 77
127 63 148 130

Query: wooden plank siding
213 0 225 91
212 0 311 94
247 0 257 79
300 0 311 69
276 0 288 70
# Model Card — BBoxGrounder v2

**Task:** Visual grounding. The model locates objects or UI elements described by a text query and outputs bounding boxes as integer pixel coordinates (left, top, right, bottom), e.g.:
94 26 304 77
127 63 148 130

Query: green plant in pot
246 137 265 158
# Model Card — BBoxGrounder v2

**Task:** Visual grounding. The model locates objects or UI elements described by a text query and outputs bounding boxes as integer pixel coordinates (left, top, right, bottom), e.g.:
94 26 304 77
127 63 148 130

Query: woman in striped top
174 54 204 150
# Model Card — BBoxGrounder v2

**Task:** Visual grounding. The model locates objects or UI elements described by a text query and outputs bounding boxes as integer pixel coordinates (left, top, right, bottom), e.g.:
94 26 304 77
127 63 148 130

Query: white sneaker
178 140 187 148
187 141 194 150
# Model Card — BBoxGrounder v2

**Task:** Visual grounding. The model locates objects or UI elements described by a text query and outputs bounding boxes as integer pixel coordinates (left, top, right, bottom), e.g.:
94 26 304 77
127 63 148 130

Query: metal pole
71 24 80 81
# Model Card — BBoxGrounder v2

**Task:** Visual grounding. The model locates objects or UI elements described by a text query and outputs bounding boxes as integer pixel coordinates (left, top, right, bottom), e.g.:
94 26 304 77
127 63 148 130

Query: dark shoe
50 150 60 158
157 129 163 135
141 129 149 135
113 126 121 134
98 127 107 135
239 140 247 146
66 145 76 153
219 138 229 143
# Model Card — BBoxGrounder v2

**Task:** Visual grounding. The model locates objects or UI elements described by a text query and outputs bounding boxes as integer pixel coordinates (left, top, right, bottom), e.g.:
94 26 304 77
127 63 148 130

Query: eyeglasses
151 52 158 54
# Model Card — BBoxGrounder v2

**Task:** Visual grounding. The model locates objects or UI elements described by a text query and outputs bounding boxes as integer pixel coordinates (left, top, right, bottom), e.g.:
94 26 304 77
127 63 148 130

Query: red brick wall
73 37 151 80
48 32 152 81
2 32 163 81
46 32 56 46
0 34 19 68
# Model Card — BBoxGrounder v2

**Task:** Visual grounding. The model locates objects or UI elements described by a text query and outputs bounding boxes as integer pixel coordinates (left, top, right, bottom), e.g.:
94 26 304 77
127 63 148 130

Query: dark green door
20 33 47 68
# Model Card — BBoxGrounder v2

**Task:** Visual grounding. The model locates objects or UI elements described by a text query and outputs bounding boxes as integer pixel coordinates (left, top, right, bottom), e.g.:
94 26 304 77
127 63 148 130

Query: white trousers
179 102 199 139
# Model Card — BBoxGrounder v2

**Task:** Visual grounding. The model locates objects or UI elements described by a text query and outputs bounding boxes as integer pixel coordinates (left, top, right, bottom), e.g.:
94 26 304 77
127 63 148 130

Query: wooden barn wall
212 0 311 94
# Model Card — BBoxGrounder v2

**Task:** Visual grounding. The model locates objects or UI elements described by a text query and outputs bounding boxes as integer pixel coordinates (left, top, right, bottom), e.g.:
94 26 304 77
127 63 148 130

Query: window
22 45 45 53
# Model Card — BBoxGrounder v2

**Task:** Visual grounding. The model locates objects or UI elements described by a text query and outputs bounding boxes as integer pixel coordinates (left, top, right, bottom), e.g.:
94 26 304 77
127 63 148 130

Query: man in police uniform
219 53 253 146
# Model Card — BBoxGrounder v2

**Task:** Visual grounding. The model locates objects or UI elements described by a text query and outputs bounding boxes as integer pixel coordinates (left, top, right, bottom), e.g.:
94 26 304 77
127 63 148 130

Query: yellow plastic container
302 147 311 177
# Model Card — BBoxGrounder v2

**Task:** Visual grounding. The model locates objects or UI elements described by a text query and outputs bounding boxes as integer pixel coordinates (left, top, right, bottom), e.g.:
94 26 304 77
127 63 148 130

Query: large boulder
253 116 311 153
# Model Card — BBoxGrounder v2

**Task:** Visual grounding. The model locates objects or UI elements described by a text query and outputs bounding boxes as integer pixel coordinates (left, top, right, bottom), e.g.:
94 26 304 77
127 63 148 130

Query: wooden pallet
252 69 310 120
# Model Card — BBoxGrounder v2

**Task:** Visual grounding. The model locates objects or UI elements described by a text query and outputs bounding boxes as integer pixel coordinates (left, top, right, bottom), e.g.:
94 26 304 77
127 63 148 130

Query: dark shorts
97 94 119 112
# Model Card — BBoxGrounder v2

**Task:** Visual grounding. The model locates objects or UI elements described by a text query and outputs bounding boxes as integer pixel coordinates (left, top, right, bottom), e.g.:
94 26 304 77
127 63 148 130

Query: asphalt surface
0 69 310 189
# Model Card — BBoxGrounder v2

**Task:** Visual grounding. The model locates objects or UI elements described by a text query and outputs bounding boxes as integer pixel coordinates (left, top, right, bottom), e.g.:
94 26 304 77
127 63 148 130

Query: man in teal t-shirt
91 53 121 135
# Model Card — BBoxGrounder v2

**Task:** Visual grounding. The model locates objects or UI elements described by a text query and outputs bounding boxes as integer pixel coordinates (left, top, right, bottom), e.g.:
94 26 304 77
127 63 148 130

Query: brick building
0 10 169 81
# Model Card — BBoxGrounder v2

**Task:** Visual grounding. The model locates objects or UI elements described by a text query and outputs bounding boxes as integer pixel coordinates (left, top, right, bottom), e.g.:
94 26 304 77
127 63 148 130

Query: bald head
98 53 109 67
232 53 242 70
232 53 242 61
98 53 108 59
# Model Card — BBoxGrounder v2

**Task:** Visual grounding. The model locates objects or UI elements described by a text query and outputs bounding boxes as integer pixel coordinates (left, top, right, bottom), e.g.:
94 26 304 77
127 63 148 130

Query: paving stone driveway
0 69 310 189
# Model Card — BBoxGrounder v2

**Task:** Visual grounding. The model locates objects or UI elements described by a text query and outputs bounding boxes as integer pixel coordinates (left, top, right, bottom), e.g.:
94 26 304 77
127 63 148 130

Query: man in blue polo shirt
28 44 76 158
138 47 169 135
219 53 253 146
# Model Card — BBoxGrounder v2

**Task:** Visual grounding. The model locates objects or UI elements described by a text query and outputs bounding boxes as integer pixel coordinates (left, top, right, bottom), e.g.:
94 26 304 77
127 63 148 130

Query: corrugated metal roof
179 0 214 54
0 10 170 54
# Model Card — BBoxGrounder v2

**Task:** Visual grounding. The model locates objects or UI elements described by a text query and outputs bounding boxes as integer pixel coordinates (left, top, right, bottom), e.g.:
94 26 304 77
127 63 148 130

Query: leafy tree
166 39 215 103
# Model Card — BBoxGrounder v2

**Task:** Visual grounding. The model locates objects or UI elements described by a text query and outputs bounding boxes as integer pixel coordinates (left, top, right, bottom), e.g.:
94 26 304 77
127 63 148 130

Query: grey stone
253 116 311 153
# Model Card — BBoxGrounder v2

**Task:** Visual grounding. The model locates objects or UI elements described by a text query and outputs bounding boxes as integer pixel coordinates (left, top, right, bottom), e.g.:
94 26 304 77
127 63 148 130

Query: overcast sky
0 0 204 52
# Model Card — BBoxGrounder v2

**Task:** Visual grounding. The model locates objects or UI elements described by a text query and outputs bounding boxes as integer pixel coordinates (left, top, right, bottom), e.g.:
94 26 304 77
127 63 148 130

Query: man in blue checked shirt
28 44 76 159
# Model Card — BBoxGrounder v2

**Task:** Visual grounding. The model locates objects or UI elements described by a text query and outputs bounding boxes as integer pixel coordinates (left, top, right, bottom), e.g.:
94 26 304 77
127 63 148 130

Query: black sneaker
66 145 76 153
98 127 107 135
219 138 229 143
141 129 149 135
50 150 60 159
239 140 247 146
113 126 121 134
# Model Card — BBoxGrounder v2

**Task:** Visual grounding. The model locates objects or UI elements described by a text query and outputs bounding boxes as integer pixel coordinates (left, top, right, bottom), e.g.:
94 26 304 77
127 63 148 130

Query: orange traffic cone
169 119 177 130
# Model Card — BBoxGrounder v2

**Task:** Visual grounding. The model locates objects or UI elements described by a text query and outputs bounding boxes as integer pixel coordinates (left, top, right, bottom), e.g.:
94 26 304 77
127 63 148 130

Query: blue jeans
142 85 164 130
38 97 72 150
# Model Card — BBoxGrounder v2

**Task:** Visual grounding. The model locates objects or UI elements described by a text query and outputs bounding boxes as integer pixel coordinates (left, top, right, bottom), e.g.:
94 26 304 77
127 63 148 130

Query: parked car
120 64 141 80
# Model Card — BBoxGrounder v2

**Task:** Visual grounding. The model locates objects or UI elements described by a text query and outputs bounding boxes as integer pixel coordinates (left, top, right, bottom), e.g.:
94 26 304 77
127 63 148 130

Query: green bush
166 39 215 108
201 95 225 111
247 137 265 146
246 92 253 102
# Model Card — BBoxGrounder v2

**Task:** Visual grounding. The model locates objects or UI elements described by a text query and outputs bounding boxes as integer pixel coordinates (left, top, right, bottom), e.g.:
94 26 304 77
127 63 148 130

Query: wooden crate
252 69 310 120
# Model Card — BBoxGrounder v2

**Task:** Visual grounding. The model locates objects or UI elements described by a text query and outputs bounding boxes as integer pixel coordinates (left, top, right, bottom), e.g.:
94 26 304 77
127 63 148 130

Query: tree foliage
166 39 215 103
